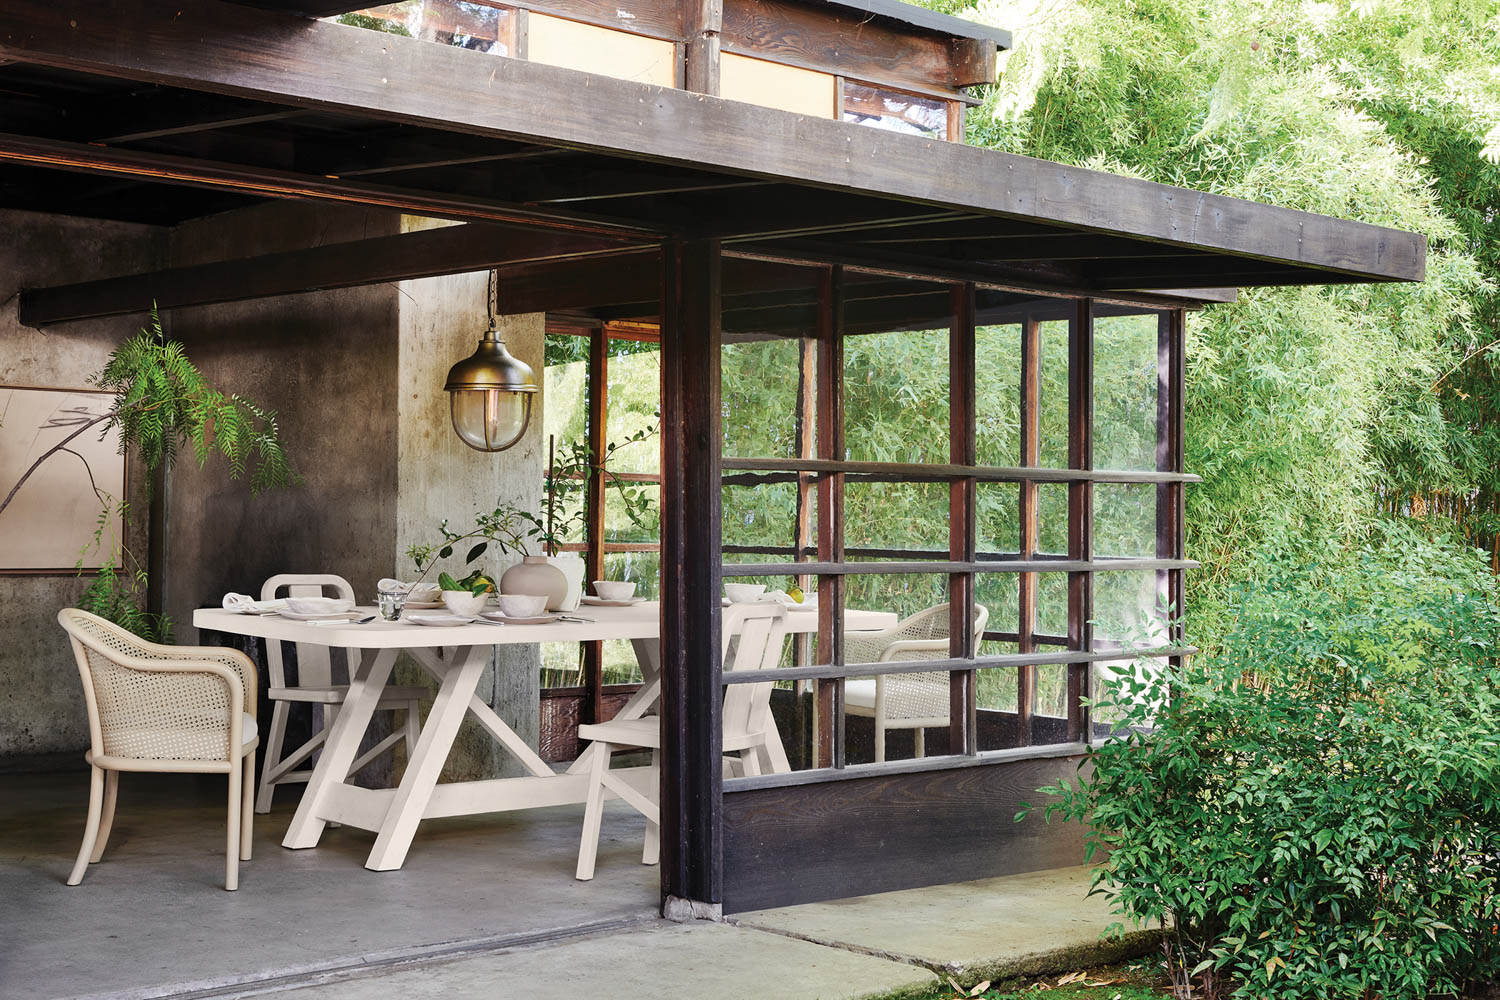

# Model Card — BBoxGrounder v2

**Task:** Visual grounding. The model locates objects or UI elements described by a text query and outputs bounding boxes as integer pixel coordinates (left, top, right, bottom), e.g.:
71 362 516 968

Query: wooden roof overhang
0 0 1424 329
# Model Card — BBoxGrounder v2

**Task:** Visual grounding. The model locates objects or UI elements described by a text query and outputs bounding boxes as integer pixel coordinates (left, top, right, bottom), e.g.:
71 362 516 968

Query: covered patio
0 0 1423 995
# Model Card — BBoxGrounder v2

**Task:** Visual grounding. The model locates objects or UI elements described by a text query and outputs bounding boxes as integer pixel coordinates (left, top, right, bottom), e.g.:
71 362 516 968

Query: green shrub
1035 525 1500 998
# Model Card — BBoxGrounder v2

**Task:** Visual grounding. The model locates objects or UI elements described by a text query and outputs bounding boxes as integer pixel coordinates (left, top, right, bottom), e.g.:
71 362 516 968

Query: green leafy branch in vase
525 426 659 557
405 505 537 596
0 308 300 639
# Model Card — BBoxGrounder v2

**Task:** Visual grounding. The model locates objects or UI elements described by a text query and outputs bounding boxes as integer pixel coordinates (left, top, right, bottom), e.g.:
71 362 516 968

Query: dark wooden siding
722 752 1089 912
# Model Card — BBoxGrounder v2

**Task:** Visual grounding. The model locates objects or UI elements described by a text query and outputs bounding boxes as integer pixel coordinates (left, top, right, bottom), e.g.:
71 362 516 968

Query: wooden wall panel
527 13 678 86
720 52 837 119
723 753 1089 912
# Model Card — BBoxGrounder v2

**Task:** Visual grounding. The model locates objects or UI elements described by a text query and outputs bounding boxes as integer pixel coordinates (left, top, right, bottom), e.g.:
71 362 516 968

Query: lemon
787 583 805 604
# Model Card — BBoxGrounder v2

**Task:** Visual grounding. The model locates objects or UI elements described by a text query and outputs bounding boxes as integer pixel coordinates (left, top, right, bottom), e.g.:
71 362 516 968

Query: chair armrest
147 645 258 719
878 637 954 662
84 652 250 760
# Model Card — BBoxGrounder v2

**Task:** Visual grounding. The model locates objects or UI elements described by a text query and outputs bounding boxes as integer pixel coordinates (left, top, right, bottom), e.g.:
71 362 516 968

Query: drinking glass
377 587 407 621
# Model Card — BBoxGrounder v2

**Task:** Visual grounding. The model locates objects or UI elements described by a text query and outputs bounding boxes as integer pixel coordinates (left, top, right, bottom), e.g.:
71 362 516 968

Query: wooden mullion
948 282 977 756
659 237 725 910
1066 298 1094 745
791 331 818 769
815 265 846 770
683 0 722 96
1016 311 1039 746
583 324 608 723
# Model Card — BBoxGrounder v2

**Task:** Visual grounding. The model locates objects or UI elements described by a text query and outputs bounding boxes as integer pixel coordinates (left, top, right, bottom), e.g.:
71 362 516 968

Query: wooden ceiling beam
0 132 666 238
19 222 646 326
0 0 1424 285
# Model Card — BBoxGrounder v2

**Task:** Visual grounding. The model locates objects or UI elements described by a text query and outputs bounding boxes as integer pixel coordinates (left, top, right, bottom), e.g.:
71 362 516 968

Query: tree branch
0 398 153 520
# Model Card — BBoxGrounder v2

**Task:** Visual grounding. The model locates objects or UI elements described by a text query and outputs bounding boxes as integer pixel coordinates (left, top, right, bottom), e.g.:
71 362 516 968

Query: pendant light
444 269 538 452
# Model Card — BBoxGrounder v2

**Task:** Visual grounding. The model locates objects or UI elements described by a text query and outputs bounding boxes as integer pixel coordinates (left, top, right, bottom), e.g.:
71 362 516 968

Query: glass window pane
974 320 1021 467
1094 483 1156 558
1094 308 1161 471
331 1 513 56
846 481 948 556
722 481 799 560
842 81 949 139
843 274 953 465
604 336 660 475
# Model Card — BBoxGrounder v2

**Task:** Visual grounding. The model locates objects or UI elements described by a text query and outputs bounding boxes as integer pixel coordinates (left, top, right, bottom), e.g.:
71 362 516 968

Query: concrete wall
2 202 549 782
395 252 546 779
163 202 405 629
0 209 164 766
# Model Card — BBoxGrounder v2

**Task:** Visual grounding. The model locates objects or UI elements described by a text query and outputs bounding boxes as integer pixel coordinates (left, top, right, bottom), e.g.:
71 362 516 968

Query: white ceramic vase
546 552 585 611
499 555 569 611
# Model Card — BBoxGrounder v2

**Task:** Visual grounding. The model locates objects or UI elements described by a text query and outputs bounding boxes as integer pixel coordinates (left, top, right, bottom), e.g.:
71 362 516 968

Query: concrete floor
0 771 1150 1000
0 769 658 1000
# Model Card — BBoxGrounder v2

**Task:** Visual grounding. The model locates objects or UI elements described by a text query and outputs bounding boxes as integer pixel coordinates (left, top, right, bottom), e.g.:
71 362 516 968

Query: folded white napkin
222 593 287 614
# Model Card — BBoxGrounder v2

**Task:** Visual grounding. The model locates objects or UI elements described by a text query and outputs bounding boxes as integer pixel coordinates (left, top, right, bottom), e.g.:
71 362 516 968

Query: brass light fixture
444 270 538 452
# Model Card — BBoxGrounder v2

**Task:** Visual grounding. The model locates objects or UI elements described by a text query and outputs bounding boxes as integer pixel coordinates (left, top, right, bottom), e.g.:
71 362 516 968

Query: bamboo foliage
945 0 1500 640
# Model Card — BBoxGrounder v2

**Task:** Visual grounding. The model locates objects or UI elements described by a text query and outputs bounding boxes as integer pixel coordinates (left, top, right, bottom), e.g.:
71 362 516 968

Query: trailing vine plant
0 309 299 639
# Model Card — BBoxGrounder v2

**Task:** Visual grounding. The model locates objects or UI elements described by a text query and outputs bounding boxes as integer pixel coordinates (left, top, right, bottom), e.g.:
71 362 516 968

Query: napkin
222 593 287 614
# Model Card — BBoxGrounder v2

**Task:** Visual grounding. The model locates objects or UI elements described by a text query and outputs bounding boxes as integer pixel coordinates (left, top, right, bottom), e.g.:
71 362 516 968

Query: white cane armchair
843 602 989 762
57 609 259 890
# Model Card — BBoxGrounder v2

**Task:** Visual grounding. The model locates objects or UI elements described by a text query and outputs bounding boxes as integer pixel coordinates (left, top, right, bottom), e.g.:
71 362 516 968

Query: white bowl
407 582 442 603
592 580 636 602
284 596 354 615
724 583 766 603
496 593 549 617
442 590 489 617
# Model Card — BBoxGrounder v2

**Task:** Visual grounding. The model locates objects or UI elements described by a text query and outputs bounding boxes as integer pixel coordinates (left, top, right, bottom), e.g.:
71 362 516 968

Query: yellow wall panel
527 14 677 88
719 53 836 119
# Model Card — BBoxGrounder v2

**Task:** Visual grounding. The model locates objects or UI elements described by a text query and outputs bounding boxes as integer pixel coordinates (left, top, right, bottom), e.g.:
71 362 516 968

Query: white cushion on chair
844 679 877 710
241 713 258 748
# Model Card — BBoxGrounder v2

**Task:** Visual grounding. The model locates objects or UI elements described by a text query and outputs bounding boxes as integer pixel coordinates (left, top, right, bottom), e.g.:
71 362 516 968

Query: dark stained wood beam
0 132 663 238
98 107 311 143
18 223 644 325
0 0 1425 285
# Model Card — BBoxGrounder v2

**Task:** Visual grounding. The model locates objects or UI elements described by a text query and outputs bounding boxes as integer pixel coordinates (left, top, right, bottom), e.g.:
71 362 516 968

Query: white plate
278 608 361 621
403 600 445 610
580 596 647 608
480 611 561 625
721 597 812 609
407 613 475 627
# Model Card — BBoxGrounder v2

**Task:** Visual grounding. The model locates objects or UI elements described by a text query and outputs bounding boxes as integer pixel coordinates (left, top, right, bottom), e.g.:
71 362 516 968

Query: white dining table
194 600 896 871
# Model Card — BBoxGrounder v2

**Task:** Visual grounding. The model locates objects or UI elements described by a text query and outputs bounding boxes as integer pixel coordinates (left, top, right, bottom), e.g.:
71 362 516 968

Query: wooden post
659 238 724 910
684 0 722 96
1158 309 1186 661
1066 299 1093 744
815 266 846 769
792 332 818 769
584 324 609 722
1016 312 1039 745
948 282 977 756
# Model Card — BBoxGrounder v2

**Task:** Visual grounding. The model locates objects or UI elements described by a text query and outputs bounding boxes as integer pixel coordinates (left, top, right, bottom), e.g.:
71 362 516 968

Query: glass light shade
443 321 538 453
449 388 532 452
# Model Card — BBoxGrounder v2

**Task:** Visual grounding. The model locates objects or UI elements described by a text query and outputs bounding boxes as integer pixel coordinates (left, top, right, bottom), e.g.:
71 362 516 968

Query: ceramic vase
545 551 585 611
499 555 569 611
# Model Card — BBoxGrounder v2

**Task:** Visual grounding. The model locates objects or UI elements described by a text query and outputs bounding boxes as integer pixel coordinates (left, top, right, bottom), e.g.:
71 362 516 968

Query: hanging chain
487 268 497 326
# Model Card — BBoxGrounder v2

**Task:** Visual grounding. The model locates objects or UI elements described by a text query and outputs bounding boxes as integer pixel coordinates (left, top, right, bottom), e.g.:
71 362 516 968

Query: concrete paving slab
273 920 938 1000
733 866 1160 983
0 770 657 1000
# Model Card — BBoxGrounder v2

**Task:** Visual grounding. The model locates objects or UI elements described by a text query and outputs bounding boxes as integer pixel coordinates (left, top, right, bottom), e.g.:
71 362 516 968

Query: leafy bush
1035 525 1500 998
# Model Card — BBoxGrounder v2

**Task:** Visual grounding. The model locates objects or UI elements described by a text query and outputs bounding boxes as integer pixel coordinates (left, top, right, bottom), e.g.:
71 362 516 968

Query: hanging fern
1 308 299 638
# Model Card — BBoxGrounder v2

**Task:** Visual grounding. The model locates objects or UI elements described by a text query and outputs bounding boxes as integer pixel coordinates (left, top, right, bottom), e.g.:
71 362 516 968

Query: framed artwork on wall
0 385 125 574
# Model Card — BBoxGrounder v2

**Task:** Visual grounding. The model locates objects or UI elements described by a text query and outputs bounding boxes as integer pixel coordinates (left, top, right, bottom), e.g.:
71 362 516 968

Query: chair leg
914 726 925 759
576 743 611 881
240 755 255 862
642 750 660 867
255 699 290 814
67 766 105 886
738 748 762 777
226 765 242 891
90 770 119 864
